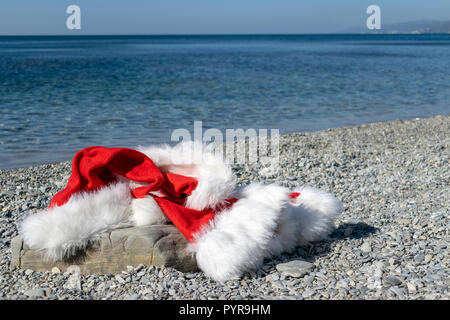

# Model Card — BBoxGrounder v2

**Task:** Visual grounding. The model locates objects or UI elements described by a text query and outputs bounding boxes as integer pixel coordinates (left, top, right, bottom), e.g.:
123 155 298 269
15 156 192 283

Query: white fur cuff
188 183 289 282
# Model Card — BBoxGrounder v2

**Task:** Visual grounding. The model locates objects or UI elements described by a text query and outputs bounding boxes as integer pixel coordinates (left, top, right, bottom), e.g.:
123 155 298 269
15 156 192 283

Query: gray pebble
126 293 140 300
384 276 402 286
24 288 46 298
361 242 372 253
414 254 425 263
276 260 314 278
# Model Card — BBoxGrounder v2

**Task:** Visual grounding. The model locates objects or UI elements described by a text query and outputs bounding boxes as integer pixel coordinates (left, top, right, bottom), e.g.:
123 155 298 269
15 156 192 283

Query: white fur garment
20 141 343 281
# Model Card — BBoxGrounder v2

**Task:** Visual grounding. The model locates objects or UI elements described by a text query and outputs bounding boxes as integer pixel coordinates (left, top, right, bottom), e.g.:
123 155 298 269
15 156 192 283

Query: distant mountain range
344 20 450 34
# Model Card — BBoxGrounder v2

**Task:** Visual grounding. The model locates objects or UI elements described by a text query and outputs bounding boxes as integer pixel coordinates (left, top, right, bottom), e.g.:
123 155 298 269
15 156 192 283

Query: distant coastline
1 32 450 38
1 20 450 37
344 20 450 34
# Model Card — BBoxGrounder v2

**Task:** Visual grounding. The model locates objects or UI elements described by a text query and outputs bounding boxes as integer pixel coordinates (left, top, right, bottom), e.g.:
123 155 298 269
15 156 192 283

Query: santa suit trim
137 141 236 211
187 184 343 282
20 182 133 261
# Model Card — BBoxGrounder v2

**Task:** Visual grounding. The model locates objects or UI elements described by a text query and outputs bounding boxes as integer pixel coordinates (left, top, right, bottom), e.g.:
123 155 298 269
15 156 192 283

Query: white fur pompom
290 185 343 242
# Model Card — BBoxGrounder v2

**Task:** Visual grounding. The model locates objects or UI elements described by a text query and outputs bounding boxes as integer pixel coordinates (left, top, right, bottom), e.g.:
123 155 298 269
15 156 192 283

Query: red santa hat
20 141 342 282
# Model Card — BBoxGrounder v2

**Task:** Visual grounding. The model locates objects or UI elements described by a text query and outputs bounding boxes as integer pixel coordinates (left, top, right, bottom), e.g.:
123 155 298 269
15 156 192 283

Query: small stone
384 276 402 286
140 276 150 284
126 293 140 300
406 283 417 292
344 227 353 237
396 218 410 225
64 273 81 291
265 273 280 282
51 267 61 274
389 286 405 298
303 274 314 286
276 260 314 278
66 265 81 275
271 280 285 289
137 270 146 277
361 242 372 253
86 279 96 288
431 213 443 220
424 255 432 263
24 288 46 298
336 279 349 289
389 258 400 266
24 269 33 276
302 288 315 298
414 254 425 263
115 275 126 284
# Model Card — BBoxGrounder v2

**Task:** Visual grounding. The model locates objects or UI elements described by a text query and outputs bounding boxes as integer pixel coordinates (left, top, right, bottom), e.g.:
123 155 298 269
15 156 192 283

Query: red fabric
50 146 166 207
49 146 304 243
289 192 301 199
154 197 238 241
49 146 219 242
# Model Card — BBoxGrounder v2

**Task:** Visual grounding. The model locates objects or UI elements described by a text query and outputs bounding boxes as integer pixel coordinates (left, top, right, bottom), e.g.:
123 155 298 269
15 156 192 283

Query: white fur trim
130 196 168 226
188 184 343 282
138 141 236 210
188 183 289 282
20 183 133 261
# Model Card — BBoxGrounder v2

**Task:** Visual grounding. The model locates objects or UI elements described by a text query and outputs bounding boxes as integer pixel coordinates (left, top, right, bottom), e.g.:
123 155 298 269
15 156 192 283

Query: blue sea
0 34 449 169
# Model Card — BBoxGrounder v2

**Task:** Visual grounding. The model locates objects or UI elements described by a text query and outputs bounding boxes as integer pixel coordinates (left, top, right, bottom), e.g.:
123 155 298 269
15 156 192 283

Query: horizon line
1 32 449 37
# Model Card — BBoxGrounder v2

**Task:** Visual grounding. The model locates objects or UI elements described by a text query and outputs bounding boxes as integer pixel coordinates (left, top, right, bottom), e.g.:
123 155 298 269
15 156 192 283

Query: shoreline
1 114 448 172
0 114 448 300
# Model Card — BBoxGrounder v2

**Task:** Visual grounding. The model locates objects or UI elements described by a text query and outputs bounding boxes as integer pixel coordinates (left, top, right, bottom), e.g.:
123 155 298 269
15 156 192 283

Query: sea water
0 34 449 168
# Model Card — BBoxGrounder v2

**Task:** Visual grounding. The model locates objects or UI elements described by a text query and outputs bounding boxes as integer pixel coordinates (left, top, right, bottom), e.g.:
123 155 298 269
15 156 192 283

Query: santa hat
20 141 342 281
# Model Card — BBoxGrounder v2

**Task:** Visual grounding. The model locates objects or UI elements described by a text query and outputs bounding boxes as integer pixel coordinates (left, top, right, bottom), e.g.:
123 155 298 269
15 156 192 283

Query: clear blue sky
1 0 449 35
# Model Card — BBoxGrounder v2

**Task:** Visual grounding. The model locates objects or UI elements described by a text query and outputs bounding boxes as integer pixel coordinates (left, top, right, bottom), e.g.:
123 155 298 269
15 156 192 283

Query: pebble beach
0 115 448 300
